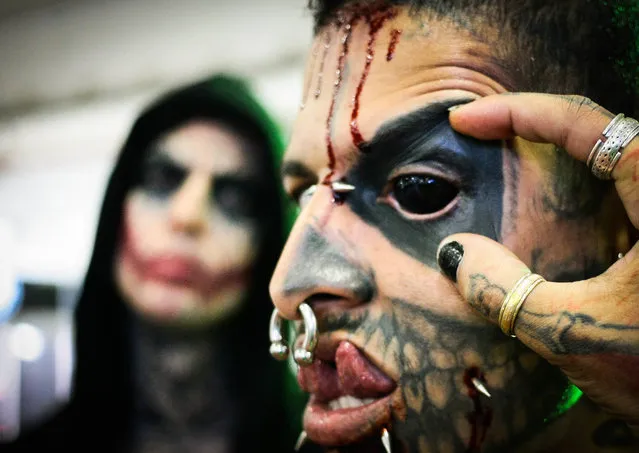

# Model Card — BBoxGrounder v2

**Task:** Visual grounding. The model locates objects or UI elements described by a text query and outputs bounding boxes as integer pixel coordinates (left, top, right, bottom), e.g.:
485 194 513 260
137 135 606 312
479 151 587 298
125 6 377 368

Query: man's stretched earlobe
437 240 464 282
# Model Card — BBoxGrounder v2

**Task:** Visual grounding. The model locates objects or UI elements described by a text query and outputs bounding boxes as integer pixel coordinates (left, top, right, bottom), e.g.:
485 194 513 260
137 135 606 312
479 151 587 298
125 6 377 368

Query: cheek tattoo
278 225 573 452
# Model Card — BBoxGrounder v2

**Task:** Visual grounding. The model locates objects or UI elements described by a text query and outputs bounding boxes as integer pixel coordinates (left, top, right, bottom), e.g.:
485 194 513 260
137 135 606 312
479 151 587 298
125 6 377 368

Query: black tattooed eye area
390 174 459 215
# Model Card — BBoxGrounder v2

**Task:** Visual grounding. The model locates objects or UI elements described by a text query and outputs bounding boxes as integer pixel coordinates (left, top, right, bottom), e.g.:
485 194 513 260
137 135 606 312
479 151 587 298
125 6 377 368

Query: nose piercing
269 302 318 367
269 308 289 360
293 303 318 366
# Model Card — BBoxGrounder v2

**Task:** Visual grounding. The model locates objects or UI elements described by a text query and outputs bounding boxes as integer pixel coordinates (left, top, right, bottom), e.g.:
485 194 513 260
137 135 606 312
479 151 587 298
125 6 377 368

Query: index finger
449 93 615 163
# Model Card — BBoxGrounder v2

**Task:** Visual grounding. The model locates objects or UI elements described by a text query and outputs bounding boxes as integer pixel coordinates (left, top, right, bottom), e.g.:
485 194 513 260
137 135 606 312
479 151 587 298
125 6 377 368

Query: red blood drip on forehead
323 14 358 187
322 2 401 204
386 29 402 61
315 32 331 100
300 40 320 110
463 367 493 452
350 6 399 149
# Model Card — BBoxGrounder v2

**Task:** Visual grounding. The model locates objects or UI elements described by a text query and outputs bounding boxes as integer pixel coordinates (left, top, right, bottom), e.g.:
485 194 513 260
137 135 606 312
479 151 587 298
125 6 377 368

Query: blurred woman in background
5 74 300 452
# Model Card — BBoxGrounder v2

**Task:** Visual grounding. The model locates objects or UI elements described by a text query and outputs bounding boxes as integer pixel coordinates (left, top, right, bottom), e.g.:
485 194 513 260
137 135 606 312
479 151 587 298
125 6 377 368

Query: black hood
6 75 299 452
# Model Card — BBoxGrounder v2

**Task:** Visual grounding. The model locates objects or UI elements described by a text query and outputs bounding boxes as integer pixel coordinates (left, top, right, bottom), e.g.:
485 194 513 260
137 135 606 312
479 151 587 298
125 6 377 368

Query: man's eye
391 174 459 215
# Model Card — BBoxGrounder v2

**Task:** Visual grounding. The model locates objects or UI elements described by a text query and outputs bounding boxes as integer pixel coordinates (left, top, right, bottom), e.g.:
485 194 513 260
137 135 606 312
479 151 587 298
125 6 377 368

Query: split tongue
298 360 342 403
336 341 395 398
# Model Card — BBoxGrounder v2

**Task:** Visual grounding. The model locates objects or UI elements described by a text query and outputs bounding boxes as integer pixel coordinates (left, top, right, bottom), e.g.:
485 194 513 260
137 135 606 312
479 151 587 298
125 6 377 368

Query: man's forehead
284 11 511 178
283 98 477 180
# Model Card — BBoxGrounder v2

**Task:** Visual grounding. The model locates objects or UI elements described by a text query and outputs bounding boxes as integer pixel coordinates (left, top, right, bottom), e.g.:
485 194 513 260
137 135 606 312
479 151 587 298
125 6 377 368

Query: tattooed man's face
270 8 623 453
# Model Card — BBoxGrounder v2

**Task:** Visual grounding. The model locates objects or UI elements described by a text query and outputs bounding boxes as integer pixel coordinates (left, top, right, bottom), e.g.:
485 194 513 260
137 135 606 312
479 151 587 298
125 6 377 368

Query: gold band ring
498 273 546 337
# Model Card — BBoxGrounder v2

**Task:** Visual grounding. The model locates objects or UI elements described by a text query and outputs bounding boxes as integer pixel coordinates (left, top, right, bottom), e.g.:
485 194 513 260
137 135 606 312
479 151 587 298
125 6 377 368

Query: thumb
435 233 582 352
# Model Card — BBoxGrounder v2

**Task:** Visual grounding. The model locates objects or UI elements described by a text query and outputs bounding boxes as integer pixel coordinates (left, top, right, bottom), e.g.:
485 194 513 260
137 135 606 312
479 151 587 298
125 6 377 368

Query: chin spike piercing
295 431 308 451
330 181 356 193
381 428 392 453
471 377 492 398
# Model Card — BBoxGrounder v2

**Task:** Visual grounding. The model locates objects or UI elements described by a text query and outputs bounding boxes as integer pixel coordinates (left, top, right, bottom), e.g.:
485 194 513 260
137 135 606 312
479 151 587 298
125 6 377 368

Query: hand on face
440 93 639 430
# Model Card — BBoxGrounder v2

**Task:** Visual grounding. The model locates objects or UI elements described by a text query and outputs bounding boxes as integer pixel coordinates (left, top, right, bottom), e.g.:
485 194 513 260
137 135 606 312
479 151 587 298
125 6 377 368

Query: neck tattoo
132 321 237 453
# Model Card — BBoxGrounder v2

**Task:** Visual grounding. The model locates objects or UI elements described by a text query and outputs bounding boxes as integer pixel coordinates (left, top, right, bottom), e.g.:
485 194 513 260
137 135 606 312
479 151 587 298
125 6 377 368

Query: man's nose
269 198 374 320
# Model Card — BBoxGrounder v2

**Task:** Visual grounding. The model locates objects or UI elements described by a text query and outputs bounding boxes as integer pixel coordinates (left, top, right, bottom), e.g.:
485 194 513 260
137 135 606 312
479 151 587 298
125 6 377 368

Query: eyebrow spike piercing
330 181 356 193
471 377 492 398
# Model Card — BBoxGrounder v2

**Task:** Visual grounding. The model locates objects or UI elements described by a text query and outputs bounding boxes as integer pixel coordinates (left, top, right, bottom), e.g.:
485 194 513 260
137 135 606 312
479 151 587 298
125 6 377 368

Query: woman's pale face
115 120 262 326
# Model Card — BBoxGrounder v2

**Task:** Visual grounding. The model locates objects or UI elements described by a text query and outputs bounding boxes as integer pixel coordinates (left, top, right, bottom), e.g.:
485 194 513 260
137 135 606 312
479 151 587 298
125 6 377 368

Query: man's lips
297 341 397 446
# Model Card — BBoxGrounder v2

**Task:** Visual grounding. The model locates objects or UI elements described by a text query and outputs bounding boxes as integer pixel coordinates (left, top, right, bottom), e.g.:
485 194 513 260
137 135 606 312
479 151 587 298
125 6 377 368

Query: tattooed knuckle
565 95 593 111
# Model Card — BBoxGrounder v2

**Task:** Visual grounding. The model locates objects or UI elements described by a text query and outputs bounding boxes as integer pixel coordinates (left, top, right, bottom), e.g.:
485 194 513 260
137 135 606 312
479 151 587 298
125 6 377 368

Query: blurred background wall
0 0 312 438
0 0 312 285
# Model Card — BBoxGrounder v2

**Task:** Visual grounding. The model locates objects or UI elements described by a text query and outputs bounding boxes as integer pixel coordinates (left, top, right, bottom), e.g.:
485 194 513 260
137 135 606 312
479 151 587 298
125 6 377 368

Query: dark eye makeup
138 147 263 220
213 176 263 220
139 152 187 198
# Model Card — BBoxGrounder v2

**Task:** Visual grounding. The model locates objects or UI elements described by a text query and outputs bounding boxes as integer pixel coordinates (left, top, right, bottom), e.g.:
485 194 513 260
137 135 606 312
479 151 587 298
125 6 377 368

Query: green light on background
544 384 584 424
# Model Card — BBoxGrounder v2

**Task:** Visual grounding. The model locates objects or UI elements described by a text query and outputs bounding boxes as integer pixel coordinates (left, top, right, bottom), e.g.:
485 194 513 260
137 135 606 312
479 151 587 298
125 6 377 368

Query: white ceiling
0 0 66 19
0 0 313 114
0 0 315 285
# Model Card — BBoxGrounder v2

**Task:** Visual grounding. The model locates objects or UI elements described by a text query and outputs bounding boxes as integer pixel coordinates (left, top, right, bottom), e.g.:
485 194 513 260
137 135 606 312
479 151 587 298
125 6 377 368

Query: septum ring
498 272 546 337
269 302 318 367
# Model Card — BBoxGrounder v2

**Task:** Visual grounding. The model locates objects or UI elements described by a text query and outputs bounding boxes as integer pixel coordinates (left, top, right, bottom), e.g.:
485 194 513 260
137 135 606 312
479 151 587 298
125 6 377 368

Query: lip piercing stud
471 377 492 398
294 430 308 451
381 428 392 453
330 181 355 193
269 302 318 367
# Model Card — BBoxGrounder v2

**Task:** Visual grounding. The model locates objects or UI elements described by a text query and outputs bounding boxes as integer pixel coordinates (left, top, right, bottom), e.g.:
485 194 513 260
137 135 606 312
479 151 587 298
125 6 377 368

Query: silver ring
293 303 318 366
268 302 318 367
269 308 289 360
587 113 639 180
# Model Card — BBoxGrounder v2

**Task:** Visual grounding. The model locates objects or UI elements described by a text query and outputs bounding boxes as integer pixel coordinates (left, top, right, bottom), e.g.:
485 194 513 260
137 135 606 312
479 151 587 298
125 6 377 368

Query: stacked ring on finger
498 272 546 337
587 113 639 180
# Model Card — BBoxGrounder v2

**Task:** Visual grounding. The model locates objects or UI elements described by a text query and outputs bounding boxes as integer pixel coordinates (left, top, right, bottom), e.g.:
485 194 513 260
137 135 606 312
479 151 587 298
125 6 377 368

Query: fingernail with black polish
438 241 464 283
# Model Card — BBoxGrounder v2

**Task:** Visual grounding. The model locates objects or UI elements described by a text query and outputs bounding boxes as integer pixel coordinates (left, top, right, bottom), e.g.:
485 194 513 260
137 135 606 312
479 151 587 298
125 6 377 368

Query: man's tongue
299 341 395 402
